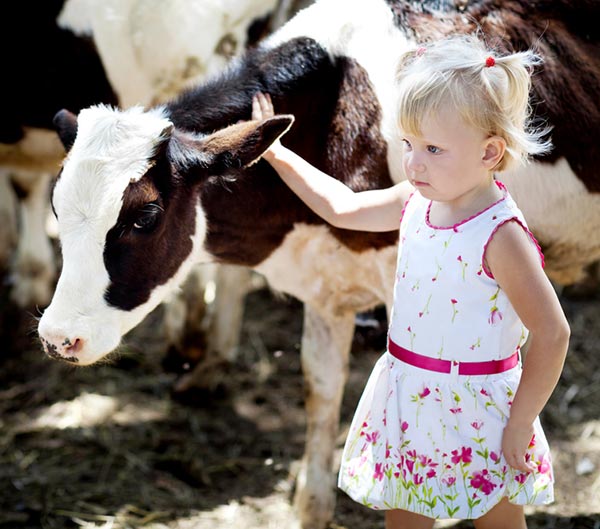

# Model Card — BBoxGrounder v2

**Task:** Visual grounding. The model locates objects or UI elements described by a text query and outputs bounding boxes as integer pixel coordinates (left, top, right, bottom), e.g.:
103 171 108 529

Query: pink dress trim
399 191 416 227
425 181 507 232
481 217 546 279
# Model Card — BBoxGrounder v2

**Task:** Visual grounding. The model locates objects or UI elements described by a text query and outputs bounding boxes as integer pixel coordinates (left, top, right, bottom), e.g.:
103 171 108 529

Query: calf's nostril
65 337 83 354
40 335 82 362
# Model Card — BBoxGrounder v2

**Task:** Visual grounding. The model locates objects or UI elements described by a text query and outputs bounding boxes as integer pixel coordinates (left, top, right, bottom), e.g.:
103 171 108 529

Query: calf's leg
294 304 355 529
10 171 56 308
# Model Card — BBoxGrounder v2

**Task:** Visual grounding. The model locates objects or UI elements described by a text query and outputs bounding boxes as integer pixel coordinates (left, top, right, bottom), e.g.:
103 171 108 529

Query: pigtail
485 50 552 170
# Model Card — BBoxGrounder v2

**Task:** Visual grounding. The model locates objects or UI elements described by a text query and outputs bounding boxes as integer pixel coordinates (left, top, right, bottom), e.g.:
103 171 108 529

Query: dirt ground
1 276 599 529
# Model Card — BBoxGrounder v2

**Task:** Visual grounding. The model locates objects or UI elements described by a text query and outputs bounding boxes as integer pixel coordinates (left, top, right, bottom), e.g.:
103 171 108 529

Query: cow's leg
294 304 355 529
0 173 18 269
164 264 254 392
10 171 56 308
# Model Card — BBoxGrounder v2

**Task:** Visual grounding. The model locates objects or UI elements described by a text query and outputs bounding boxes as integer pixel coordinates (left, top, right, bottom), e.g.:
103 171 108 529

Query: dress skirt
338 351 554 519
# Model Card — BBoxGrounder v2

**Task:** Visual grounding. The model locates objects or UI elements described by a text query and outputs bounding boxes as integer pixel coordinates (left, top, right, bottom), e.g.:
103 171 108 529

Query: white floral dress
338 183 554 519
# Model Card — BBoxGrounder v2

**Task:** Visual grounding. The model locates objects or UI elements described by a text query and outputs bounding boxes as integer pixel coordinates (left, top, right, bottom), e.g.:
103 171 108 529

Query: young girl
252 35 570 529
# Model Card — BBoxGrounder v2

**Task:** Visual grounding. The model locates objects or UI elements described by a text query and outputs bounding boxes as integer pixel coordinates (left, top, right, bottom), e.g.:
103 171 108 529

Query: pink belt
388 338 518 375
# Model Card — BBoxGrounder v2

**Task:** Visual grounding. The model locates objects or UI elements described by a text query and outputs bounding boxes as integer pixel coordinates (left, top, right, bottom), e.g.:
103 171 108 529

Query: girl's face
401 106 503 207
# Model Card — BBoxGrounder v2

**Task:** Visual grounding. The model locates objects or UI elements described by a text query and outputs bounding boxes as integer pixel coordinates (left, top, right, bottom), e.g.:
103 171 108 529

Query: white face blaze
38 105 209 365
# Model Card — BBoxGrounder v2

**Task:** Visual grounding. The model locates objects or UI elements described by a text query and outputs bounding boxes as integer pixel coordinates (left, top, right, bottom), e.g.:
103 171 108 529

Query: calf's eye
133 202 163 233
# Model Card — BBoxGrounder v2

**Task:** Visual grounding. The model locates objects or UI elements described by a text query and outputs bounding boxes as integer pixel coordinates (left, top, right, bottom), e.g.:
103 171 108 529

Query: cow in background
0 1 118 307
38 0 600 527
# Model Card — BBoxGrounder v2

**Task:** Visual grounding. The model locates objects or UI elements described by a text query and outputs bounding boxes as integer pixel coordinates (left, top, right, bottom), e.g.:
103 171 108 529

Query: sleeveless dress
338 182 554 519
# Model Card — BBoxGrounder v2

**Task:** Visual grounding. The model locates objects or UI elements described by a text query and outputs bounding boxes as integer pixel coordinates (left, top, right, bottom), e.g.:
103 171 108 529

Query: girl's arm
485 220 570 473
253 92 413 232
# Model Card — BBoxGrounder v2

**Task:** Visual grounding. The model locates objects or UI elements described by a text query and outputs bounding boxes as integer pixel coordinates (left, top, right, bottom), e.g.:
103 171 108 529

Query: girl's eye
402 139 412 150
427 145 441 154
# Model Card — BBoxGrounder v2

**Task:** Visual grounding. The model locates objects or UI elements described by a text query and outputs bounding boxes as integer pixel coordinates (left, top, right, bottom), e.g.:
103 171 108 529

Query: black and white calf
1 0 280 308
39 0 600 527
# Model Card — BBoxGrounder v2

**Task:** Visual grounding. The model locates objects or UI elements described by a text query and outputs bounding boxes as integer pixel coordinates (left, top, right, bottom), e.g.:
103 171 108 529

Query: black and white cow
38 0 600 527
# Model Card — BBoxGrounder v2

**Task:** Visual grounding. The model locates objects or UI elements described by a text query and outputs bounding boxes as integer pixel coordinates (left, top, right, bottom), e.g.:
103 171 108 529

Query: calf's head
39 105 292 365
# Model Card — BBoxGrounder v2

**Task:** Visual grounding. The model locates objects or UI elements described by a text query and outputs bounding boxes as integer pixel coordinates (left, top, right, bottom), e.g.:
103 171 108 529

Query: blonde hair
396 35 551 172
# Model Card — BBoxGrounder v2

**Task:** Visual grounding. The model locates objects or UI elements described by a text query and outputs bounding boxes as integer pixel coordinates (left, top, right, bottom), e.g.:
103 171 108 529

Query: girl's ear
482 136 506 169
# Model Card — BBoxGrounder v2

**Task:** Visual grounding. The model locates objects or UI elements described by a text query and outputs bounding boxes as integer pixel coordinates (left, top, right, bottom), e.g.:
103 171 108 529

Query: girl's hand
252 92 283 160
501 419 537 473
252 91 275 120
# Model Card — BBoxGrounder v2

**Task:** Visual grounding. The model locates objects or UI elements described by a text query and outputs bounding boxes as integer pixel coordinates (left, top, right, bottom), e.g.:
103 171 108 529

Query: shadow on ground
1 285 599 528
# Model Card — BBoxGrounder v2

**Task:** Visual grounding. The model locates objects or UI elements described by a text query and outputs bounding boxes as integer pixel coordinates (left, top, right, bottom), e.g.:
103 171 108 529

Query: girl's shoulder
483 186 545 277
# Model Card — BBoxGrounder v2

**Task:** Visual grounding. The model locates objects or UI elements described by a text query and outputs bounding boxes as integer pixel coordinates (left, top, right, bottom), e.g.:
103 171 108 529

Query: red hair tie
485 56 496 68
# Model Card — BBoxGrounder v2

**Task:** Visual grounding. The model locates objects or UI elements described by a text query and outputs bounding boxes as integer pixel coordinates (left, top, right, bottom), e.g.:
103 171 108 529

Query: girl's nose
406 155 425 173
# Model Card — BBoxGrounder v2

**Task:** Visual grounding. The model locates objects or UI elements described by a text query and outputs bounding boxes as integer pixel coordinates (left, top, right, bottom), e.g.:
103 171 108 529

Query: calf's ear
168 115 294 181
220 114 295 168
196 115 294 170
53 109 78 151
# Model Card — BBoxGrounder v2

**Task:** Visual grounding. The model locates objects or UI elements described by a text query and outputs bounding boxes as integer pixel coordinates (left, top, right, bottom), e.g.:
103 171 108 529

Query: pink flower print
413 473 424 485
515 472 528 484
470 469 497 496
373 463 384 481
400 421 409 433
406 459 415 474
359 421 368 436
457 255 468 280
419 455 431 467
442 475 456 487
469 338 481 351
406 326 416 349
450 298 459 322
432 259 442 281
365 430 380 445
451 446 473 465
419 294 432 318
490 451 500 463
450 407 462 414
488 286 502 325
538 455 552 475
426 469 437 479
488 307 503 325
528 434 536 448
471 420 483 430
419 387 431 398
480 388 490 397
